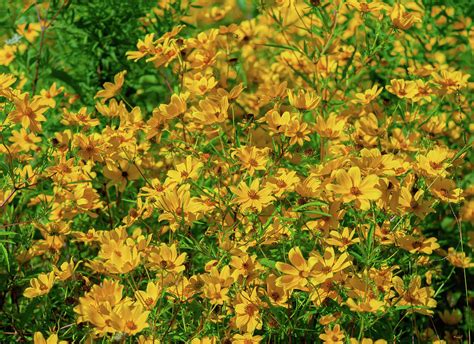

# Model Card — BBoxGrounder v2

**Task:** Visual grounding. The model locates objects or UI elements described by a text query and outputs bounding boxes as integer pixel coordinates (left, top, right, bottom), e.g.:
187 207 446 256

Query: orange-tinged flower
147 243 187 273
232 145 269 176
390 4 421 30
230 179 274 213
8 94 49 132
16 22 42 42
288 89 320 110
33 332 68 344
319 324 345 344
385 79 417 99
24 271 55 298
166 155 203 185
234 288 262 333
391 276 437 315
446 247 474 268
429 178 463 203
315 113 346 139
352 85 383 105
397 235 439 255
95 70 127 102
326 167 381 210
275 247 319 291
135 281 162 310
8 128 41 152
325 227 360 251
398 188 433 219
232 333 264 343
110 303 150 335
156 185 204 230
103 159 141 192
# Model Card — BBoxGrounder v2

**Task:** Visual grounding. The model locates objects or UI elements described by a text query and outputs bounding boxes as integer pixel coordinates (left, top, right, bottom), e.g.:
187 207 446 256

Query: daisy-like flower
95 70 127 102
232 145 269 176
326 167 381 210
325 227 360 251
234 288 262 333
110 303 150 335
352 85 383 105
230 179 274 213
275 247 320 291
319 324 345 344
24 272 55 298
8 94 49 132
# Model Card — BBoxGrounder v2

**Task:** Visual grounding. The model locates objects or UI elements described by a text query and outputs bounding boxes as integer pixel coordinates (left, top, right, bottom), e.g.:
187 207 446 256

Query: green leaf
259 258 277 269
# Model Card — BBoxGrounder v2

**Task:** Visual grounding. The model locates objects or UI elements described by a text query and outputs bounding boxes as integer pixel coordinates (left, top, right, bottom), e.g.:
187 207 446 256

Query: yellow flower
315 113 346 139
431 70 470 94
429 178 463 203
155 93 188 120
230 179 275 213
275 247 320 291
265 274 289 307
110 303 150 335
397 235 440 255
24 271 55 298
74 279 128 334
135 281 162 310
103 159 141 192
95 70 127 102
319 324 345 344
8 128 41 152
16 23 42 42
391 276 436 315
232 145 269 176
266 168 300 197
326 167 381 210
166 155 203 185
352 85 383 105
398 188 433 219
350 338 387 344
385 79 418 99
147 243 187 273
126 33 156 61
325 227 360 252
416 147 451 177
288 89 320 110
0 73 16 97
346 297 385 313
446 247 474 268
284 118 312 146
155 185 204 230
0 45 17 66
8 94 49 132
33 332 68 344
234 288 262 333
53 259 79 281
232 333 264 343
390 4 421 30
